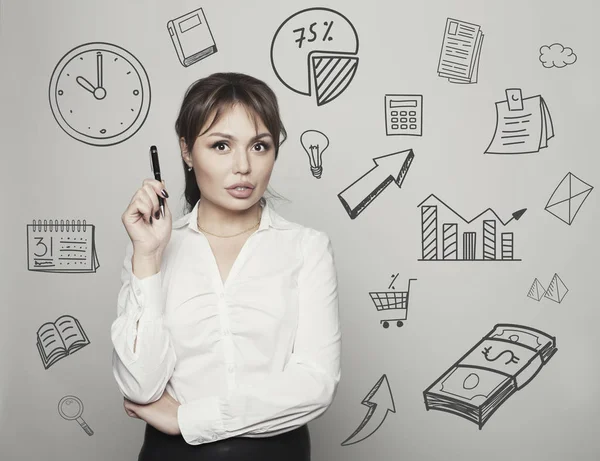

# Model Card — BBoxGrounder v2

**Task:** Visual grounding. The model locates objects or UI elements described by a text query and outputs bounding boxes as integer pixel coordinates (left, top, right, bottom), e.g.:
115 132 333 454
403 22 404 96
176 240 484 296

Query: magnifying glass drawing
58 395 94 436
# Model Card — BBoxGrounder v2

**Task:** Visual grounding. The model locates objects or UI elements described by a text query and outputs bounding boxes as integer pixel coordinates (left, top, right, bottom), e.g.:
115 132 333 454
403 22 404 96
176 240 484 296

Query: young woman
111 72 341 460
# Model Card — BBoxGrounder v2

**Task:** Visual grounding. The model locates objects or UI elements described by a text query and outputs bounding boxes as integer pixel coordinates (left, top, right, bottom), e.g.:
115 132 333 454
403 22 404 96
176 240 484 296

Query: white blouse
110 198 341 445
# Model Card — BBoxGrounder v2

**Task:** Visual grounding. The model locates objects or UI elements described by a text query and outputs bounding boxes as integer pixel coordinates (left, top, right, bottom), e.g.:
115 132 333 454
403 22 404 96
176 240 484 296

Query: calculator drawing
384 94 423 136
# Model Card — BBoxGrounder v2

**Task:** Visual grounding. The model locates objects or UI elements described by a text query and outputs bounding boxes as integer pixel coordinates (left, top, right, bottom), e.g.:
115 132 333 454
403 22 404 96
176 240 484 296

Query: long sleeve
110 241 177 404
177 229 342 445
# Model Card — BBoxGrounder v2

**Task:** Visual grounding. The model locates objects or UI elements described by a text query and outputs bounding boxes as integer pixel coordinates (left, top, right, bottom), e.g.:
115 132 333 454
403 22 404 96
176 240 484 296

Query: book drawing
37 315 90 369
167 7 217 67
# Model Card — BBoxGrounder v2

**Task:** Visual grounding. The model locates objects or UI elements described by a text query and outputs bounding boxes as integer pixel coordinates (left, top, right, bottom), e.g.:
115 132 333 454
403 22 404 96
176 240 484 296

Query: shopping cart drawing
369 276 417 328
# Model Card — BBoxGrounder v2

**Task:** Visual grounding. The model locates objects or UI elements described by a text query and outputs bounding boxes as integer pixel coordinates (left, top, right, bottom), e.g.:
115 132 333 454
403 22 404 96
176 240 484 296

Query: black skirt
138 423 311 461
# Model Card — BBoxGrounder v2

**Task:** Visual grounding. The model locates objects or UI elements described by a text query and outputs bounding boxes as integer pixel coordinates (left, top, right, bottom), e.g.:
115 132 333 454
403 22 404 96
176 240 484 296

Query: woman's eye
253 142 270 152
212 141 228 151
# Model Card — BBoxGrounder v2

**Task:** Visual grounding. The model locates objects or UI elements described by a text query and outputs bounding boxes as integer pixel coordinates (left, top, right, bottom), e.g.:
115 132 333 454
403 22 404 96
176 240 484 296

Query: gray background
1 0 599 459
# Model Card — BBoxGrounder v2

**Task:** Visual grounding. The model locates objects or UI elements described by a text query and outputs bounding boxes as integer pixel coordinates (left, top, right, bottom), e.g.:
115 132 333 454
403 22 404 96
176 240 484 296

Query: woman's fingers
141 185 161 220
122 179 169 226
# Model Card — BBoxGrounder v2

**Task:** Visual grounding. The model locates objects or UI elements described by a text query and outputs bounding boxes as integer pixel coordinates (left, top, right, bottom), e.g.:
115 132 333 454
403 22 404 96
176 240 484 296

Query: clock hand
76 76 96 94
96 51 103 89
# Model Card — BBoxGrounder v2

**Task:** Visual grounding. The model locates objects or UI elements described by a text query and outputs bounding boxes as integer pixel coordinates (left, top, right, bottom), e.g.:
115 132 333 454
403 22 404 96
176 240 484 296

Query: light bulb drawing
300 130 329 178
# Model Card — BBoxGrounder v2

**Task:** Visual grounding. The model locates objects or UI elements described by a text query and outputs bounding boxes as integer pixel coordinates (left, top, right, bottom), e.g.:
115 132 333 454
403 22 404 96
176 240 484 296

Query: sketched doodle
270 7 359 106
37 314 90 369
338 149 414 219
300 130 329 179
341 374 395 446
369 275 417 328
545 172 593 225
27 219 100 273
58 395 94 436
485 88 554 155
167 7 218 67
423 324 557 429
437 18 484 84
539 43 577 68
527 278 547 302
528 273 569 303
384 94 423 136
418 194 527 261
49 42 151 146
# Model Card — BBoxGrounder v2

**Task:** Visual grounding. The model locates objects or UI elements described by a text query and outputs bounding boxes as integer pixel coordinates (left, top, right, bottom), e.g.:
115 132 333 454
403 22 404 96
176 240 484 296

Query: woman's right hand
121 179 172 259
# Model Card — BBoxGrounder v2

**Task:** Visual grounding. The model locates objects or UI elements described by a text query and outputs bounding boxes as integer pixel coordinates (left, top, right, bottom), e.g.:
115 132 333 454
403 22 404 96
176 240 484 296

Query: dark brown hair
175 72 288 213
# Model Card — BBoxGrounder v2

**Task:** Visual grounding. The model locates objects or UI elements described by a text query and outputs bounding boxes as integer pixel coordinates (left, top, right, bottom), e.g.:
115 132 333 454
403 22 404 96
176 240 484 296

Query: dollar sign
481 346 520 365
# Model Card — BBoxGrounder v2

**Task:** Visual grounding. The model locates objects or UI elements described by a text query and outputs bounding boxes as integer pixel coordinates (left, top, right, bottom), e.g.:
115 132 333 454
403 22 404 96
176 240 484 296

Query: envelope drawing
545 172 593 225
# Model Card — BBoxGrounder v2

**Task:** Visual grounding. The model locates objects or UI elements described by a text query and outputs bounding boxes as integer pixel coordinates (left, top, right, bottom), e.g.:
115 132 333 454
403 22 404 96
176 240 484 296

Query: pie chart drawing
270 7 359 107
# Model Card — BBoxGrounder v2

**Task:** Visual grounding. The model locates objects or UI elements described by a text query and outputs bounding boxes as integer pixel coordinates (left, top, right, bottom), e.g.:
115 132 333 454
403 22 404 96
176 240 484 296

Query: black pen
150 145 165 218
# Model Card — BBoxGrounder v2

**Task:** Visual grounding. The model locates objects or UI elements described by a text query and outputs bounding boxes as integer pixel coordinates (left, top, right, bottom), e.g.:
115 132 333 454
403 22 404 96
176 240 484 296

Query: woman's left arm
176 229 341 445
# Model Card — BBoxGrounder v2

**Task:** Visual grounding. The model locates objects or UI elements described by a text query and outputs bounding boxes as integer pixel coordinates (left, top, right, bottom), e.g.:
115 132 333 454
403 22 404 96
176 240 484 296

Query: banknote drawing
423 324 557 429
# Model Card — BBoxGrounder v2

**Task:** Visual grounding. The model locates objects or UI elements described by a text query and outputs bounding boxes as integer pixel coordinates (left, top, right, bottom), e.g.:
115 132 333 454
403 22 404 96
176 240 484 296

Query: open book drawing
37 315 90 369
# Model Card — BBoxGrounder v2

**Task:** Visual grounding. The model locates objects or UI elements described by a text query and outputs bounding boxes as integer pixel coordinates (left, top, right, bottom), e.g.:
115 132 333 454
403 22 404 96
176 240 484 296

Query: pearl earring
187 166 193 171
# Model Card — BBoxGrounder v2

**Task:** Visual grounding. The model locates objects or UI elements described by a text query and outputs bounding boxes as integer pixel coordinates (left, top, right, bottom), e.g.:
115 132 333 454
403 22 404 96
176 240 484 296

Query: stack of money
423 324 557 429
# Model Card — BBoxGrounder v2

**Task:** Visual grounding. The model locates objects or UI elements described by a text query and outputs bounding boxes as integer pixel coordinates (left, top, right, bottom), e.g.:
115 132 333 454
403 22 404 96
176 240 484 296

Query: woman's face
182 103 276 211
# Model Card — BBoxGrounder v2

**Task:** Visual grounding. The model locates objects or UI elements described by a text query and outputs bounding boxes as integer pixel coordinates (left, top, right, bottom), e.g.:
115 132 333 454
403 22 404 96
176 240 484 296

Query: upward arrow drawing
340 374 396 446
338 149 415 219
417 194 527 225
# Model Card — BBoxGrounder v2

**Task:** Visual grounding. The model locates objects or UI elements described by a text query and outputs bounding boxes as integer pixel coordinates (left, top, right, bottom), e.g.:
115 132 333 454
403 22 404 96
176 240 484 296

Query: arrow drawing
341 374 396 446
338 149 414 219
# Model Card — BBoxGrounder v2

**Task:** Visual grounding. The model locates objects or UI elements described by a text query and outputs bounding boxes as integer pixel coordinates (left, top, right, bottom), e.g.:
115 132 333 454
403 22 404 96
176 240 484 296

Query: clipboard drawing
484 88 554 155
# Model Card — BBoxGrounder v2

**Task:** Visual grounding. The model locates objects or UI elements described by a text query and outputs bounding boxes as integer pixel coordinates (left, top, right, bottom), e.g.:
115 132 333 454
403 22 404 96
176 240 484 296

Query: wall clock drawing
48 42 151 146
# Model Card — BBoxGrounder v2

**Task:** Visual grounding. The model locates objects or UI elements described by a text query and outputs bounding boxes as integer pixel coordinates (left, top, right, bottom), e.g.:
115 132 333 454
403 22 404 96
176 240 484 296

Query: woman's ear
180 137 192 168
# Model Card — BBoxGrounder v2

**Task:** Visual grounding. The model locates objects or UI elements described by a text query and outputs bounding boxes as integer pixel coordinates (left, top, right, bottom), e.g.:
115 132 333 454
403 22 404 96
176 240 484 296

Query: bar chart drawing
418 194 527 262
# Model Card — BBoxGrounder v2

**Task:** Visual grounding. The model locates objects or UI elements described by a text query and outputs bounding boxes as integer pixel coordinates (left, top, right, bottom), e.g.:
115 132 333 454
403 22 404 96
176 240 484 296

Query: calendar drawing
27 219 100 273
